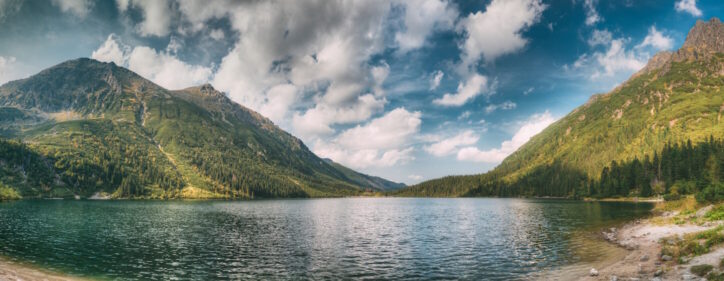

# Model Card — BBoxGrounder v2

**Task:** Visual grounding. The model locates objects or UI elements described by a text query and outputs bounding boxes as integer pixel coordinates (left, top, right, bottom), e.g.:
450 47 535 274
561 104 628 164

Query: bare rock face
681 18 724 52
635 18 723 77
672 17 724 62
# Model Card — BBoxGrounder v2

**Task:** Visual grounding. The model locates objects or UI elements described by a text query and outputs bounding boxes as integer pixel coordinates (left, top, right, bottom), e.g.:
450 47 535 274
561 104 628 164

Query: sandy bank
0 257 83 281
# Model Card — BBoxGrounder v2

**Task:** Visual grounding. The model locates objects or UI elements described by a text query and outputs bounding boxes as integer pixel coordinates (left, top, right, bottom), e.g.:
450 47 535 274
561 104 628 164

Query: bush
696 183 724 203
664 193 681 201
0 183 20 200
691 264 714 277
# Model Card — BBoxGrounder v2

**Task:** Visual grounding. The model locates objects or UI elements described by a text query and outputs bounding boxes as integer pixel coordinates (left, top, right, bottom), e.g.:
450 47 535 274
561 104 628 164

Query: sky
0 0 722 184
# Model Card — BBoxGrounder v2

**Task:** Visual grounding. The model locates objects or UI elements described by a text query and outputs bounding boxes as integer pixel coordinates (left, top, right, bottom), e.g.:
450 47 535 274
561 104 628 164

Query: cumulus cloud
116 0 173 37
458 0 546 69
583 0 601 26
51 0 92 18
636 26 673 50
91 34 213 90
457 111 555 163
569 28 663 79
675 0 702 17
209 29 225 40
292 94 386 138
430 70 444 90
191 1 395 141
485 100 517 114
587 29 612 47
424 130 479 157
395 0 458 52
433 73 489 106
257 84 299 125
91 34 127 65
313 108 421 168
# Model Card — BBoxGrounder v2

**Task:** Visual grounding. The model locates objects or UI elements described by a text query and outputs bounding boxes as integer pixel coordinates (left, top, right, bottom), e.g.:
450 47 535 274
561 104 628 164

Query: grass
0 183 20 200
692 264 714 276
662 226 724 262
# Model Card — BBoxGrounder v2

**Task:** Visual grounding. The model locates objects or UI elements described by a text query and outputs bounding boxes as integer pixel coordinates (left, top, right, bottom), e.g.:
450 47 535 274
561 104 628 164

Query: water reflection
0 198 652 280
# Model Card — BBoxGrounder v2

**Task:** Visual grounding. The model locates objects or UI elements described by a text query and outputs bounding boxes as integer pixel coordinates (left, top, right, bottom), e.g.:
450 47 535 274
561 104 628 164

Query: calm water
0 198 652 280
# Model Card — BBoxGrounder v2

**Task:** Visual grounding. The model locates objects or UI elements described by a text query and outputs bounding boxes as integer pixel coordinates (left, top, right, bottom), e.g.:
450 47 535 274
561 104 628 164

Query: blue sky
0 0 722 184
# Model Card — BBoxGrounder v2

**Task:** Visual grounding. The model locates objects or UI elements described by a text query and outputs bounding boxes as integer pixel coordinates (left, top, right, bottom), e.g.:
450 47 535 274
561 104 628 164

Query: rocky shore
581 204 724 281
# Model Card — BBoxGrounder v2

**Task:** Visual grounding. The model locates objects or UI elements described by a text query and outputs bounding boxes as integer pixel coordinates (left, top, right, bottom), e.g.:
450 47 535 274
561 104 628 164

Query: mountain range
396 18 724 198
0 58 403 199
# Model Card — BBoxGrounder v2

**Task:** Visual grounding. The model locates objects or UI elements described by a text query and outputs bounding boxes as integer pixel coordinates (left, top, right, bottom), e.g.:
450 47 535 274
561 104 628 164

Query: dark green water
0 198 652 280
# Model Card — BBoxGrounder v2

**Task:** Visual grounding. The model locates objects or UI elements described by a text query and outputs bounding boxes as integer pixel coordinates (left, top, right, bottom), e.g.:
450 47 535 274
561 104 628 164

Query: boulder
590 268 599 276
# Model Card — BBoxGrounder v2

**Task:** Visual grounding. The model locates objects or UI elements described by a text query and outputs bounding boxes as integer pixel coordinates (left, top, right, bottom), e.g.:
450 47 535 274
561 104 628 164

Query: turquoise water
0 198 652 280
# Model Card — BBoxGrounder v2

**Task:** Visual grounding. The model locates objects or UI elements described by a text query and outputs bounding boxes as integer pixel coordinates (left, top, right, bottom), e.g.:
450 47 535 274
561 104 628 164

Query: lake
0 198 653 280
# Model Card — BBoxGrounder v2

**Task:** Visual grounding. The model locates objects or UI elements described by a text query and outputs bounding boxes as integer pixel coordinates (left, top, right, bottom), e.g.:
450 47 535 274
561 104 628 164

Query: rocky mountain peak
682 17 724 51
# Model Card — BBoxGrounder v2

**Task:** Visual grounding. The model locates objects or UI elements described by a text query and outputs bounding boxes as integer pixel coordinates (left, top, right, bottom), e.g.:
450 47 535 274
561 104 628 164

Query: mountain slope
0 58 400 198
397 18 724 198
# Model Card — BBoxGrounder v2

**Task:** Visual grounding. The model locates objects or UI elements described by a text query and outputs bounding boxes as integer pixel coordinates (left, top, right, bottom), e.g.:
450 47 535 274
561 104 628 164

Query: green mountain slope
0 58 400 198
397 18 724 198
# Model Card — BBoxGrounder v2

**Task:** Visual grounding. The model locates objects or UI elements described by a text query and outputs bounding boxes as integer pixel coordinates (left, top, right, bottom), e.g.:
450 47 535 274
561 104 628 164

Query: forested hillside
0 58 402 199
396 18 724 199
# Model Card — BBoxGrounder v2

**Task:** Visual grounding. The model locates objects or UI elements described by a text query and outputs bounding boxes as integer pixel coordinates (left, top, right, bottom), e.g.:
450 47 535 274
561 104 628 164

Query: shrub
664 193 681 201
691 264 714 277
0 183 20 200
696 183 724 203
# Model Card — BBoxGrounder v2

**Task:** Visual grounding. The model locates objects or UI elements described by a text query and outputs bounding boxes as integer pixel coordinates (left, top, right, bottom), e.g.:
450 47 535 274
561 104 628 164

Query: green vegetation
395 137 724 202
0 182 20 200
0 58 401 199
396 28 724 199
692 264 714 277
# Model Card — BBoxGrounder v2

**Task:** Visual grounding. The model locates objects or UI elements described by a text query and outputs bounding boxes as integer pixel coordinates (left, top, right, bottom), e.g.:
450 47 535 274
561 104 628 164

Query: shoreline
0 257 84 281
576 199 724 280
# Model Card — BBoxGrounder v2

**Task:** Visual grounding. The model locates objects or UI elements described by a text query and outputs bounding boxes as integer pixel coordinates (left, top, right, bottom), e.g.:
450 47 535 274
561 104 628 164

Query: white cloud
523 87 534 95
292 94 386 138
485 100 517 114
433 73 489 106
675 0 702 17
117 0 172 37
636 26 673 50
457 110 471 120
408 174 423 181
430 70 444 90
0 56 22 85
209 29 225 40
587 29 612 47
570 31 649 80
458 0 546 69
51 0 92 18
424 130 479 157
335 108 421 150
91 34 127 65
313 108 421 168
457 111 555 163
395 0 458 52
91 34 213 90
583 0 601 26
258 84 298 125
194 1 394 142
591 39 646 78
371 62 390 97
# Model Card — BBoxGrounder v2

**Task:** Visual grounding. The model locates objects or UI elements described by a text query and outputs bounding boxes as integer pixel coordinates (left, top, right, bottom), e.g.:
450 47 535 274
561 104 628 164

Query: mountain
0 58 402 199
396 18 724 198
